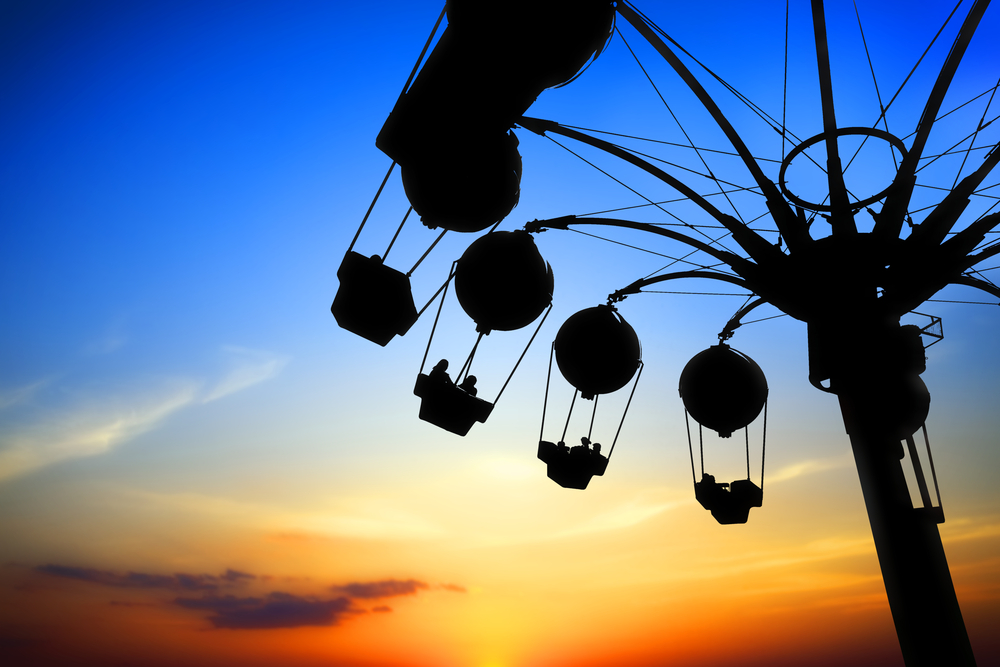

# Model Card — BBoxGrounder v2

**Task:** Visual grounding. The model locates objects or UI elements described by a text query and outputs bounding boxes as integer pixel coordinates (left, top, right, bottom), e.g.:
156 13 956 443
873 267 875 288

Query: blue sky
1 2 999 665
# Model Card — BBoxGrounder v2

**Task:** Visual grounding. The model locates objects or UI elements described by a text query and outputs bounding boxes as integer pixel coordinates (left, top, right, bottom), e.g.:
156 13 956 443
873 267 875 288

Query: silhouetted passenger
593 442 602 455
430 359 452 384
459 375 478 396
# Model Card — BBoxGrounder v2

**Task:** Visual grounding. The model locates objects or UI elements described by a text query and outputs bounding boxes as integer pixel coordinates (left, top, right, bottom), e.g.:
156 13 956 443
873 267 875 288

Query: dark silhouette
679 343 768 438
429 358 452 383
694 473 763 525
455 230 553 333
414 361 492 436
376 1 615 231
338 0 1000 661
331 252 417 346
459 375 477 396
537 437 609 490
554 304 640 400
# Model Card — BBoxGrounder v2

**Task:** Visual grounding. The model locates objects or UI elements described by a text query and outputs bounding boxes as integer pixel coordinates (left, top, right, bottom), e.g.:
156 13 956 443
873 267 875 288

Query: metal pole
830 323 976 666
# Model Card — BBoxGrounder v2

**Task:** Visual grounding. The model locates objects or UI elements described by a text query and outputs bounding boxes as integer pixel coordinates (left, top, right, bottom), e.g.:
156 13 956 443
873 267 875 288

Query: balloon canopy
455 230 553 333
554 305 641 400
400 131 522 233
679 344 768 437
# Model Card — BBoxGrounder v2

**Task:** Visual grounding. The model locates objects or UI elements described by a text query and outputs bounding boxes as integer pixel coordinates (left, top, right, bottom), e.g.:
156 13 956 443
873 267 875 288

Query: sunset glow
2 1 999 665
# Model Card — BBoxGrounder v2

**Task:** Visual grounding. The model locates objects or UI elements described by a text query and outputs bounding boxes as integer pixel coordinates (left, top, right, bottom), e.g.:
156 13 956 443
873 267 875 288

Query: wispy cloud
36 564 463 630
83 317 129 356
175 592 359 629
124 489 448 541
35 565 252 592
0 379 49 410
202 346 289 403
332 579 428 599
0 383 197 482
552 490 689 540
766 454 852 484
0 345 288 482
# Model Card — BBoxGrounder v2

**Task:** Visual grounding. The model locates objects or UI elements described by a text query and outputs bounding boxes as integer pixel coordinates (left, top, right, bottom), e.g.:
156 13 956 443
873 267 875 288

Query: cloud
332 579 428 599
439 583 467 593
766 455 852 484
221 569 256 583
0 379 49 409
175 592 358 629
35 563 463 630
84 318 129 356
550 491 689 540
0 383 198 482
35 565 248 592
202 346 289 403
0 346 288 482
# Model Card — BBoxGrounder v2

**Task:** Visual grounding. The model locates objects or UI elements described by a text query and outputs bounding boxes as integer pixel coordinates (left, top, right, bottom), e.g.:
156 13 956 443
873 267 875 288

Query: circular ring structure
778 127 908 213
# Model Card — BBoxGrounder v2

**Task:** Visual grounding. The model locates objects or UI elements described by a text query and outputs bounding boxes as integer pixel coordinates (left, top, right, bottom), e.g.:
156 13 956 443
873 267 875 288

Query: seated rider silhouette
459 375 478 396
429 359 452 384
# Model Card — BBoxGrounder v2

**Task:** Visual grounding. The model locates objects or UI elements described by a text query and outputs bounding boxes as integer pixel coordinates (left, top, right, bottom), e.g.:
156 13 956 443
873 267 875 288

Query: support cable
566 227 734 273
456 331 484 385
685 409 697 484
863 0 965 144
576 187 765 219
396 6 447 100
406 229 447 277
418 261 456 375
915 116 999 174
782 0 790 164
951 78 999 190
561 390 578 444
760 401 768 490
922 424 945 513
853 0 897 170
382 206 412 261
699 423 706 478
608 362 644 459
559 124 782 163
615 2 808 252
625 144 766 200
347 162 395 254
616 26 744 221
541 134 740 254
745 427 751 479
495 306 552 405
539 343 555 443
588 395 600 441
626 2 808 149
903 84 1000 142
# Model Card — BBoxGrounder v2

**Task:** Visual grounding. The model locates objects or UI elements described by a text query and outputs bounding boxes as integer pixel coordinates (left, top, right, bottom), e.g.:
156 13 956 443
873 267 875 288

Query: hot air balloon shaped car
537 304 642 489
679 343 768 524
414 230 554 435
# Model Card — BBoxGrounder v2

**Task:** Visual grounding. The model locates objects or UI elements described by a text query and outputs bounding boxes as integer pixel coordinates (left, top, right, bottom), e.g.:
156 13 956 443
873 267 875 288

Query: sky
1 1 999 666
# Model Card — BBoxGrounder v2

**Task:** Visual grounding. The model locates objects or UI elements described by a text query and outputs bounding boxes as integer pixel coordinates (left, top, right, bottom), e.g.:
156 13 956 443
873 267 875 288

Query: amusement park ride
333 1 998 664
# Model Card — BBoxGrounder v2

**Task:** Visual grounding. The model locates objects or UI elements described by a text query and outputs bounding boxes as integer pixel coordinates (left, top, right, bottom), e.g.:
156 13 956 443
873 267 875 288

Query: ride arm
882 212 1000 314
904 143 1000 250
874 0 992 242
615 2 810 253
719 297 769 341
951 274 1000 303
524 215 756 277
517 116 784 271
609 270 752 303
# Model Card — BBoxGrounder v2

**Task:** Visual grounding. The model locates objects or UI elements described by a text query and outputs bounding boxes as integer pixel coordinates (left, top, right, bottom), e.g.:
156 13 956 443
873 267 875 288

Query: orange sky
2 1 999 665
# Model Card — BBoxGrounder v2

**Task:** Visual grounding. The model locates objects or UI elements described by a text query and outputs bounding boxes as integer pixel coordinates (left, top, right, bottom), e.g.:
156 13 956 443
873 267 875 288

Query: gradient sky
1 1 998 666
